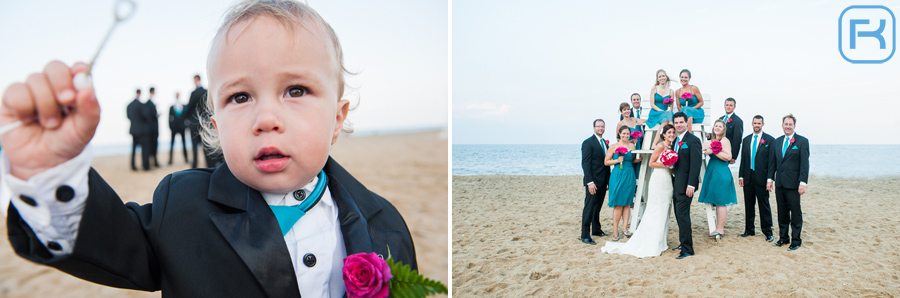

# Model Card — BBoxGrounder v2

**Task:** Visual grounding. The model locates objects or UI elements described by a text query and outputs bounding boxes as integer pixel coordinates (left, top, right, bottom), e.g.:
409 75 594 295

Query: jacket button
56 185 75 202
303 253 316 267
19 195 37 207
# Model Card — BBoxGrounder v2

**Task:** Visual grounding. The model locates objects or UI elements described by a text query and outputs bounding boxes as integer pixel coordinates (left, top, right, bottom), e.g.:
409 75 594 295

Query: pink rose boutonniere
760 139 765 145
343 251 447 298
681 92 693 101
790 138 795 144
727 118 732 123
710 140 723 155
614 147 629 169
605 139 610 146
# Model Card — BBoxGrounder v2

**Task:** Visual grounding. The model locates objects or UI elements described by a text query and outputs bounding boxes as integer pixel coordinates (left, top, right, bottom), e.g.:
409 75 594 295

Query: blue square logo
839 5 896 64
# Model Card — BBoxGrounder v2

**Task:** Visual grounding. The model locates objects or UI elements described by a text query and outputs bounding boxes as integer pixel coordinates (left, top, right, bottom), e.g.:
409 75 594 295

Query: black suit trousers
775 186 802 246
581 185 606 238
130 135 142 170
673 191 694 255
169 129 188 164
742 173 773 236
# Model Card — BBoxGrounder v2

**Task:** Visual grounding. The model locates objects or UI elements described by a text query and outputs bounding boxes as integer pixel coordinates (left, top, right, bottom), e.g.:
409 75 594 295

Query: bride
601 124 676 257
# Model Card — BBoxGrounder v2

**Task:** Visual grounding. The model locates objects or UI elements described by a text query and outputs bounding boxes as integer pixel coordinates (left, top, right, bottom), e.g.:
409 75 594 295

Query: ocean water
452 144 900 177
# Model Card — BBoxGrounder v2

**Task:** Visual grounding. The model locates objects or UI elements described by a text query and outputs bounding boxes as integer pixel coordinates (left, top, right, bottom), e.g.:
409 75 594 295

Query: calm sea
452 144 900 177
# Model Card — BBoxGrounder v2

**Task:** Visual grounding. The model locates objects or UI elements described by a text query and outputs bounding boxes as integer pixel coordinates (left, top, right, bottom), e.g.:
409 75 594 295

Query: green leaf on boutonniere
386 249 448 298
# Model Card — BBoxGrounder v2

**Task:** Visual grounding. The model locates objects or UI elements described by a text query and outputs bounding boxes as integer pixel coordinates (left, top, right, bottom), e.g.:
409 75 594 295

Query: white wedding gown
601 160 673 257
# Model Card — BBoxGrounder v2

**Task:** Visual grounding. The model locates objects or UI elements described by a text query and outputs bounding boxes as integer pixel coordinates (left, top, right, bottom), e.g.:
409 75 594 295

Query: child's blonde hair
200 0 352 157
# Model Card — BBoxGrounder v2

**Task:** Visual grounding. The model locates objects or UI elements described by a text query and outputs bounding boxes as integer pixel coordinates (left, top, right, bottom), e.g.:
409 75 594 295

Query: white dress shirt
1 148 347 297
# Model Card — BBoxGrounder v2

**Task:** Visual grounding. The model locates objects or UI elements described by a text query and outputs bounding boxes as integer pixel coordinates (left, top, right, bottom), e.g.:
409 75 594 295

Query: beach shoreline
452 174 900 297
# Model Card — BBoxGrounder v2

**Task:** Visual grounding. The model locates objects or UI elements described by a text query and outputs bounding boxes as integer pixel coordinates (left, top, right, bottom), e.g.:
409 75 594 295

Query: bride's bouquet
661 149 678 167
710 140 723 155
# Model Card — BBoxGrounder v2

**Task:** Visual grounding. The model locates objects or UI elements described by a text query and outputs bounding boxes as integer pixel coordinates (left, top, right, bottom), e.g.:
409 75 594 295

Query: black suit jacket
6 157 417 297
142 100 159 137
127 99 144 136
719 114 743 159
168 104 186 133
738 132 776 187
582 135 611 187
769 134 810 189
185 86 207 128
671 132 702 194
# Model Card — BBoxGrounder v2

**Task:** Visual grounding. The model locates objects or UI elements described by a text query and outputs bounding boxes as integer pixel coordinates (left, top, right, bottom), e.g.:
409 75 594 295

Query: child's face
208 16 349 193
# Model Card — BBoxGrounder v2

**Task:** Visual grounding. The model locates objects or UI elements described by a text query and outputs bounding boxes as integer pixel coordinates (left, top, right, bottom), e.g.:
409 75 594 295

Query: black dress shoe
789 245 801 251
739 232 754 237
592 231 609 237
773 240 787 247
676 251 693 259
581 238 597 245
671 245 682 251
765 235 774 242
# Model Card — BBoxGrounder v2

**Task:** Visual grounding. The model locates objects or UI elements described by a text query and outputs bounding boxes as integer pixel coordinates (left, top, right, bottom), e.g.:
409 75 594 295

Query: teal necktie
782 137 790 157
751 134 757 171
269 170 328 236
636 109 640 119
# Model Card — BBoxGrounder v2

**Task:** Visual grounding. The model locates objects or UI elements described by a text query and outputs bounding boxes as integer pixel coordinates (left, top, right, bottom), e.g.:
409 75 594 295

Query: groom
671 112 702 259
580 119 611 244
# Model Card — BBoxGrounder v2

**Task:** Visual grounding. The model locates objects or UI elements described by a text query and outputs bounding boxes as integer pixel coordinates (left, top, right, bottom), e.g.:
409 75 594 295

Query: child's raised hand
0 61 101 180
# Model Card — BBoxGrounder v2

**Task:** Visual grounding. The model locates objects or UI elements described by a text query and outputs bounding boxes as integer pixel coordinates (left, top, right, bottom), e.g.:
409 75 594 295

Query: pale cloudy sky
0 0 448 146
452 1 899 144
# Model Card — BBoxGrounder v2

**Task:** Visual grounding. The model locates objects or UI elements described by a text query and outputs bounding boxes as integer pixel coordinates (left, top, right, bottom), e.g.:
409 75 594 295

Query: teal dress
608 149 636 207
646 93 674 128
678 86 705 123
698 153 737 206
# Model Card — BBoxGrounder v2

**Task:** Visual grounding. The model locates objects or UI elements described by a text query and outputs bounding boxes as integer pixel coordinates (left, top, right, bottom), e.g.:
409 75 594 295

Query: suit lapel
207 163 301 298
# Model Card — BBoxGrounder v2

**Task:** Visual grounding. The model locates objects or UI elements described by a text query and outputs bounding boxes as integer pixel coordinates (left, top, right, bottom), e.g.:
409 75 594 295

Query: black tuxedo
141 99 160 169
738 132 776 236
185 86 210 168
168 104 189 164
770 133 809 246
670 131 702 255
581 134 611 239
127 98 144 170
719 113 743 160
6 157 417 297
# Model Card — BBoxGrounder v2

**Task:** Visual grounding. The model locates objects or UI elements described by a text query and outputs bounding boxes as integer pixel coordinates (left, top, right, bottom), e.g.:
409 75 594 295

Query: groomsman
671 112 702 259
718 98 743 164
580 119 611 245
769 114 809 251
738 115 776 242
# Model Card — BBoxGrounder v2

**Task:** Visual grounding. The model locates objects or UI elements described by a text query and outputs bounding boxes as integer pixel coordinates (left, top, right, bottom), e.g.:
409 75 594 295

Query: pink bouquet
661 149 678 167
663 97 674 106
710 140 723 155
681 92 693 100
614 147 629 169
630 131 642 139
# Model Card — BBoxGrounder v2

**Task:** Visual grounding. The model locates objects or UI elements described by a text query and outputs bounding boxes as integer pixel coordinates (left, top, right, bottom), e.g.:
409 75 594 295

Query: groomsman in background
623 93 646 178
769 114 809 251
127 89 144 171
580 119 611 245
719 98 742 165
738 115 776 242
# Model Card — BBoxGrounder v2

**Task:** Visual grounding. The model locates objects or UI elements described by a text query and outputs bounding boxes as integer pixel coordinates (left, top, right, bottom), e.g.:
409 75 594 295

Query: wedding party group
579 69 811 259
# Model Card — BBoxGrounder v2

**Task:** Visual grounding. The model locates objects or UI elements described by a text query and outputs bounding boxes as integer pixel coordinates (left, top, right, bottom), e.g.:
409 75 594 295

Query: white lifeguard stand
629 95 717 235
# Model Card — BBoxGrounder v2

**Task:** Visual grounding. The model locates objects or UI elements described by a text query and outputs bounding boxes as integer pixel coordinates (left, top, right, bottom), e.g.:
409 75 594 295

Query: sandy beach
452 174 900 297
0 130 447 297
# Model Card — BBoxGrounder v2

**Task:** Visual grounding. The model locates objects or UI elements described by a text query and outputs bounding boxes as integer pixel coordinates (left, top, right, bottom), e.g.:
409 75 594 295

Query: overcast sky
452 1 899 144
0 0 448 146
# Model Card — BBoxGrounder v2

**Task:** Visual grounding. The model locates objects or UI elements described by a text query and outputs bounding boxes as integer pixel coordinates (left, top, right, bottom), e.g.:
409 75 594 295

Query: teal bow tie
269 170 328 236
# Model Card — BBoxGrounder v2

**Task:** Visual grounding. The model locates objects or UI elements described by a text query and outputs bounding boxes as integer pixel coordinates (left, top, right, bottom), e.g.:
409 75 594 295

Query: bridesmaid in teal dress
648 69 675 148
676 69 705 129
604 125 642 241
698 119 736 237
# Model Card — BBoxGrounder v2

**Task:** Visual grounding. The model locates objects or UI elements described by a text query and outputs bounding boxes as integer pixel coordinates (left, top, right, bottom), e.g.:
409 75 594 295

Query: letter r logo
840 5 895 63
